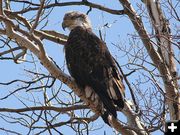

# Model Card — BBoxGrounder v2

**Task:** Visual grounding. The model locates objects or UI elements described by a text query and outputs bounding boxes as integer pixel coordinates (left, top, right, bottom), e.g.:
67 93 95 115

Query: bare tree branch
0 0 179 134
0 105 89 113
12 1 125 15
119 0 180 120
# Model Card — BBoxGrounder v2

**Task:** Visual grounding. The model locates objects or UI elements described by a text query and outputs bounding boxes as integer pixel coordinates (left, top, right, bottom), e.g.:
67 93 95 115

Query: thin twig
30 0 45 34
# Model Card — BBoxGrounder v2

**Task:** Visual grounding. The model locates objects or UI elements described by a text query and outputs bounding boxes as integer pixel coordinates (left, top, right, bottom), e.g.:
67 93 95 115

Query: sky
0 0 179 135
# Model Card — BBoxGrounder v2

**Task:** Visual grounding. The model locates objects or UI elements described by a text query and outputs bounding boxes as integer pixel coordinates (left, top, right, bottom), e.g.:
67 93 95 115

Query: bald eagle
62 11 125 125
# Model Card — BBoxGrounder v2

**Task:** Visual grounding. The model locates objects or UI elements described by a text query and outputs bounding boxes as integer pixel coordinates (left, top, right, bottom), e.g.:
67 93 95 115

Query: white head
62 11 92 31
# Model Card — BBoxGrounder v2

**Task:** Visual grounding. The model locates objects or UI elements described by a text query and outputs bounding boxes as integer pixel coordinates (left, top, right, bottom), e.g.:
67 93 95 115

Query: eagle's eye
70 16 77 20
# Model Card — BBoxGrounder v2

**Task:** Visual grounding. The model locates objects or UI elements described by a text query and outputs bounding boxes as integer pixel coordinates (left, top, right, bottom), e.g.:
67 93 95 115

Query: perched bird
62 11 125 125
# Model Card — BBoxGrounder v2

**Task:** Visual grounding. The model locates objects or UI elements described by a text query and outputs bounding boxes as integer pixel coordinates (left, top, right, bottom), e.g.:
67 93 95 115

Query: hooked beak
62 22 66 31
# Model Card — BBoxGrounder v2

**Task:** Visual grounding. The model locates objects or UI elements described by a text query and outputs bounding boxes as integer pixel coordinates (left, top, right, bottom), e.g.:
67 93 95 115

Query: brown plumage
62 11 125 125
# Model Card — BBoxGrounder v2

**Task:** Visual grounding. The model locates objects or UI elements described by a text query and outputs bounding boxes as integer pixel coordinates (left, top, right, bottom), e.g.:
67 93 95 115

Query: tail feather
93 84 117 119
88 79 117 123
101 111 111 126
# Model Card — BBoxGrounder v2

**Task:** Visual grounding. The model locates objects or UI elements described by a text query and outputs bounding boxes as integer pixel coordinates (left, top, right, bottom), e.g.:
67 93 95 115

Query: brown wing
103 46 125 108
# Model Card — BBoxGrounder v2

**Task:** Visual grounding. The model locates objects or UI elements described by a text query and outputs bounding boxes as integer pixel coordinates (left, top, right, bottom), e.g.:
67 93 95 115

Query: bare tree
0 0 179 134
